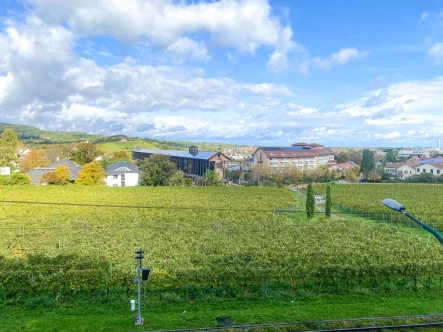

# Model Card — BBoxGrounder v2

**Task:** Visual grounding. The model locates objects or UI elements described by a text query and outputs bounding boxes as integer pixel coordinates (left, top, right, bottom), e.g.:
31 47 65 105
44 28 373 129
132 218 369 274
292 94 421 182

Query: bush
0 172 31 185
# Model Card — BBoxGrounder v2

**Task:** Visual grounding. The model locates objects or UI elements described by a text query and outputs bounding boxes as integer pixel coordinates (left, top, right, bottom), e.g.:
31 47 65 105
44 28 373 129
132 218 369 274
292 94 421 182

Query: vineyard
1 185 443 298
314 184 443 232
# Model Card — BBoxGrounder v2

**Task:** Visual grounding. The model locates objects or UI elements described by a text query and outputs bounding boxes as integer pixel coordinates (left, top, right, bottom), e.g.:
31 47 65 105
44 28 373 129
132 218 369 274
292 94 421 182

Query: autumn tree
113 150 131 161
20 149 49 172
75 161 105 185
41 165 70 185
140 154 177 186
46 145 70 163
0 128 19 167
71 142 100 165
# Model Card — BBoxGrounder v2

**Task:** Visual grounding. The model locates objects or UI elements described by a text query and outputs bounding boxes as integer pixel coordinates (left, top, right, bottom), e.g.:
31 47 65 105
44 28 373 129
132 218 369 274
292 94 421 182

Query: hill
0 122 253 154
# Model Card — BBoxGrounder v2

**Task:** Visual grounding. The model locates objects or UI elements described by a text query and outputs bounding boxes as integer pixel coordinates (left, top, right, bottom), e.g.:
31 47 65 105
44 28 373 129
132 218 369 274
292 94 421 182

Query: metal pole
137 266 142 324
404 212 443 246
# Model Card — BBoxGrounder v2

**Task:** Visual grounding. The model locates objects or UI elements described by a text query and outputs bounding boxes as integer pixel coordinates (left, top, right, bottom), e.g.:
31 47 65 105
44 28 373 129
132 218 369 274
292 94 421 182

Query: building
105 160 140 187
328 161 358 172
132 146 230 183
252 143 334 171
27 159 82 184
385 155 443 178
0 167 10 176
398 139 443 158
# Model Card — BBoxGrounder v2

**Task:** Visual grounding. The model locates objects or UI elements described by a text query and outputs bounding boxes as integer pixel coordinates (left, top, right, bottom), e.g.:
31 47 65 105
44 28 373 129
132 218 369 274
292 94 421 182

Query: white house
105 160 140 187
415 163 443 176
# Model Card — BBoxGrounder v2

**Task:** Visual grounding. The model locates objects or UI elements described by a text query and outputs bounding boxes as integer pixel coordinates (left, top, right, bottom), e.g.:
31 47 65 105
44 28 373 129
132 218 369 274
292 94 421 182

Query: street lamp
382 198 443 246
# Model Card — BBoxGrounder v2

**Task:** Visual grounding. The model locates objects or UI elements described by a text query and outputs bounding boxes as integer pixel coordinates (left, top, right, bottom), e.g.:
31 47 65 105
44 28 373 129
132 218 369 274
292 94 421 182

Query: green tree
169 170 186 186
71 142 100 165
203 170 222 186
360 149 375 177
385 150 399 163
140 154 177 186
0 128 19 167
75 161 105 185
305 183 315 219
0 172 30 185
325 185 332 218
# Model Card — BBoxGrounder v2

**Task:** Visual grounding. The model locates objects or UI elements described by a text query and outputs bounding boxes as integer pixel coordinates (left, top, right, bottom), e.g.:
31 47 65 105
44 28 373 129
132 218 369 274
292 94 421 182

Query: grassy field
2 291 443 331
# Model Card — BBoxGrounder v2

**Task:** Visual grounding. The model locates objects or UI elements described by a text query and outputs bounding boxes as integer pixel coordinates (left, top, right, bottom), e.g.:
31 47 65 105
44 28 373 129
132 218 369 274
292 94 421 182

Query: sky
0 0 442 147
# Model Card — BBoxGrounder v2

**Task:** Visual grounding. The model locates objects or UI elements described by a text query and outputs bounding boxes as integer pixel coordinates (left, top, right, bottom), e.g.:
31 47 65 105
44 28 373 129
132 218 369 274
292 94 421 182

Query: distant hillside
0 122 253 154
0 122 104 144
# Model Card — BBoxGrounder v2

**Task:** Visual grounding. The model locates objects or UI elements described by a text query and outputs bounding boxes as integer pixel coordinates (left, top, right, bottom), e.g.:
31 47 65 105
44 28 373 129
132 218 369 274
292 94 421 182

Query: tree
20 149 49 172
367 169 382 183
385 150 399 163
305 183 315 219
0 128 19 167
140 154 177 186
0 172 31 185
70 142 100 165
203 170 222 186
360 149 375 177
113 150 131 161
288 167 303 185
325 185 332 218
46 145 70 163
75 161 105 185
169 170 186 186
41 165 70 185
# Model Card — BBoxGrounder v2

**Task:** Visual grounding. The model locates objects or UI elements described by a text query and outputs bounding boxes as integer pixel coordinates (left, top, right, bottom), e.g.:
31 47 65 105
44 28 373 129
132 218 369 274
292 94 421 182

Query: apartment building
252 143 334 171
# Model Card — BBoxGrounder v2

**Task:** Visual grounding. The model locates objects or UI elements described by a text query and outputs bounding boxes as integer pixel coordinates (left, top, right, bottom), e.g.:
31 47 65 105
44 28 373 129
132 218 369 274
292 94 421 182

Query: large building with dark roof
252 143 334 171
132 146 230 181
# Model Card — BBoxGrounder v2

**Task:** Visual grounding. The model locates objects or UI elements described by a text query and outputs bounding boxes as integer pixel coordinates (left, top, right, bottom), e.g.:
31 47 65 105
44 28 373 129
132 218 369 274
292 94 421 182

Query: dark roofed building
27 158 82 184
133 146 230 182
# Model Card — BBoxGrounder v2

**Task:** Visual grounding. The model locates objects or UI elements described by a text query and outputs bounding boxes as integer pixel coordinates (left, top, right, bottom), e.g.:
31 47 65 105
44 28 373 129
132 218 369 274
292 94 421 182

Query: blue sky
0 0 442 147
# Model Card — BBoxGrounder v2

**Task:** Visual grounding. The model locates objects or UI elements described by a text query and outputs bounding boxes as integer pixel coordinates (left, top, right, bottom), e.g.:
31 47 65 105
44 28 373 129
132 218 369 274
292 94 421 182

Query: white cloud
26 0 297 69
166 37 210 62
420 11 431 21
428 43 443 63
313 48 367 70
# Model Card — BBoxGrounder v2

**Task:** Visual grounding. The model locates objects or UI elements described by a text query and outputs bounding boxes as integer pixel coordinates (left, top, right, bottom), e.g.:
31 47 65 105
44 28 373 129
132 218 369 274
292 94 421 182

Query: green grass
2 291 443 331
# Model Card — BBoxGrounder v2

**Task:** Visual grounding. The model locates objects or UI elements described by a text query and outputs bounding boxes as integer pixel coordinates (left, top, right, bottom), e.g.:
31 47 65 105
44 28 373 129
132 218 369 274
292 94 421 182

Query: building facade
252 143 334 171
132 146 230 182
27 159 82 184
105 160 140 187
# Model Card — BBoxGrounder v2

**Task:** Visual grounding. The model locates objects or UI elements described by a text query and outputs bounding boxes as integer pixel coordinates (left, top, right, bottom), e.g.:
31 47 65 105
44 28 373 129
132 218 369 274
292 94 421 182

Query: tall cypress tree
325 185 332 218
306 183 315 219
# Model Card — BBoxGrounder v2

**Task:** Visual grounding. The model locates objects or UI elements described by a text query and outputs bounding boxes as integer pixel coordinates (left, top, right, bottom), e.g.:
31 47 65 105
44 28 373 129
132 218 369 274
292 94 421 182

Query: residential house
27 159 82 184
328 161 358 172
105 160 140 187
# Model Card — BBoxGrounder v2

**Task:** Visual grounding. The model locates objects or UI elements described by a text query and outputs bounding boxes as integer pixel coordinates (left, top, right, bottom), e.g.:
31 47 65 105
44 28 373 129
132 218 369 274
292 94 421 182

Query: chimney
189 146 198 156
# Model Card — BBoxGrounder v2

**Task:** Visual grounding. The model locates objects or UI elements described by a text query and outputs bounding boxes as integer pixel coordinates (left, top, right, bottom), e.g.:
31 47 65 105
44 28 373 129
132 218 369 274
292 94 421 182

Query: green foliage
0 172 31 185
140 154 177 186
0 128 19 167
203 170 222 186
112 150 130 161
385 150 399 163
169 170 187 186
75 161 105 185
360 149 375 177
325 185 332 218
70 142 100 165
305 183 315 219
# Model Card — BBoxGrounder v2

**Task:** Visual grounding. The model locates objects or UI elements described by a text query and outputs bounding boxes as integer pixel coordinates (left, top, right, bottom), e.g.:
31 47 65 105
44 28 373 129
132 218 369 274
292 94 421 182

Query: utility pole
134 249 144 325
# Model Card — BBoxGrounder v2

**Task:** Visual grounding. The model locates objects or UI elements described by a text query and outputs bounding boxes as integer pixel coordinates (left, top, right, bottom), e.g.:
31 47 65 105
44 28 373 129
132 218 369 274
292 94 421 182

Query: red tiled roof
263 148 333 158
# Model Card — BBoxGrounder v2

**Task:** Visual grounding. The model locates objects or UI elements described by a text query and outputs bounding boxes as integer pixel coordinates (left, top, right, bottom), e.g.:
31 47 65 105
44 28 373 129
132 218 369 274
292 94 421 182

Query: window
280 158 288 168
417 168 420 173
270 158 278 168
431 169 434 174
423 169 426 173
438 170 441 174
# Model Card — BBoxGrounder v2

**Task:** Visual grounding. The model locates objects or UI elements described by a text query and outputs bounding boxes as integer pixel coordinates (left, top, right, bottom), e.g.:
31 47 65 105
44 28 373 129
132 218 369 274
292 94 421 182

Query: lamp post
382 198 443 246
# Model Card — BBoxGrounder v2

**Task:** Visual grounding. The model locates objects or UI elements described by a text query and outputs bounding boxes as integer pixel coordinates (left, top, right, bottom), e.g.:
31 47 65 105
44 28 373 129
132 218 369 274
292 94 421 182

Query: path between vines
291 188 344 220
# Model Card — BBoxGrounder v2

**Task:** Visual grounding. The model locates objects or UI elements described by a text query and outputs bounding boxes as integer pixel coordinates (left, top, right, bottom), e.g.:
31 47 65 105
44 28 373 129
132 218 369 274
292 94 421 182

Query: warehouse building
132 146 230 183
